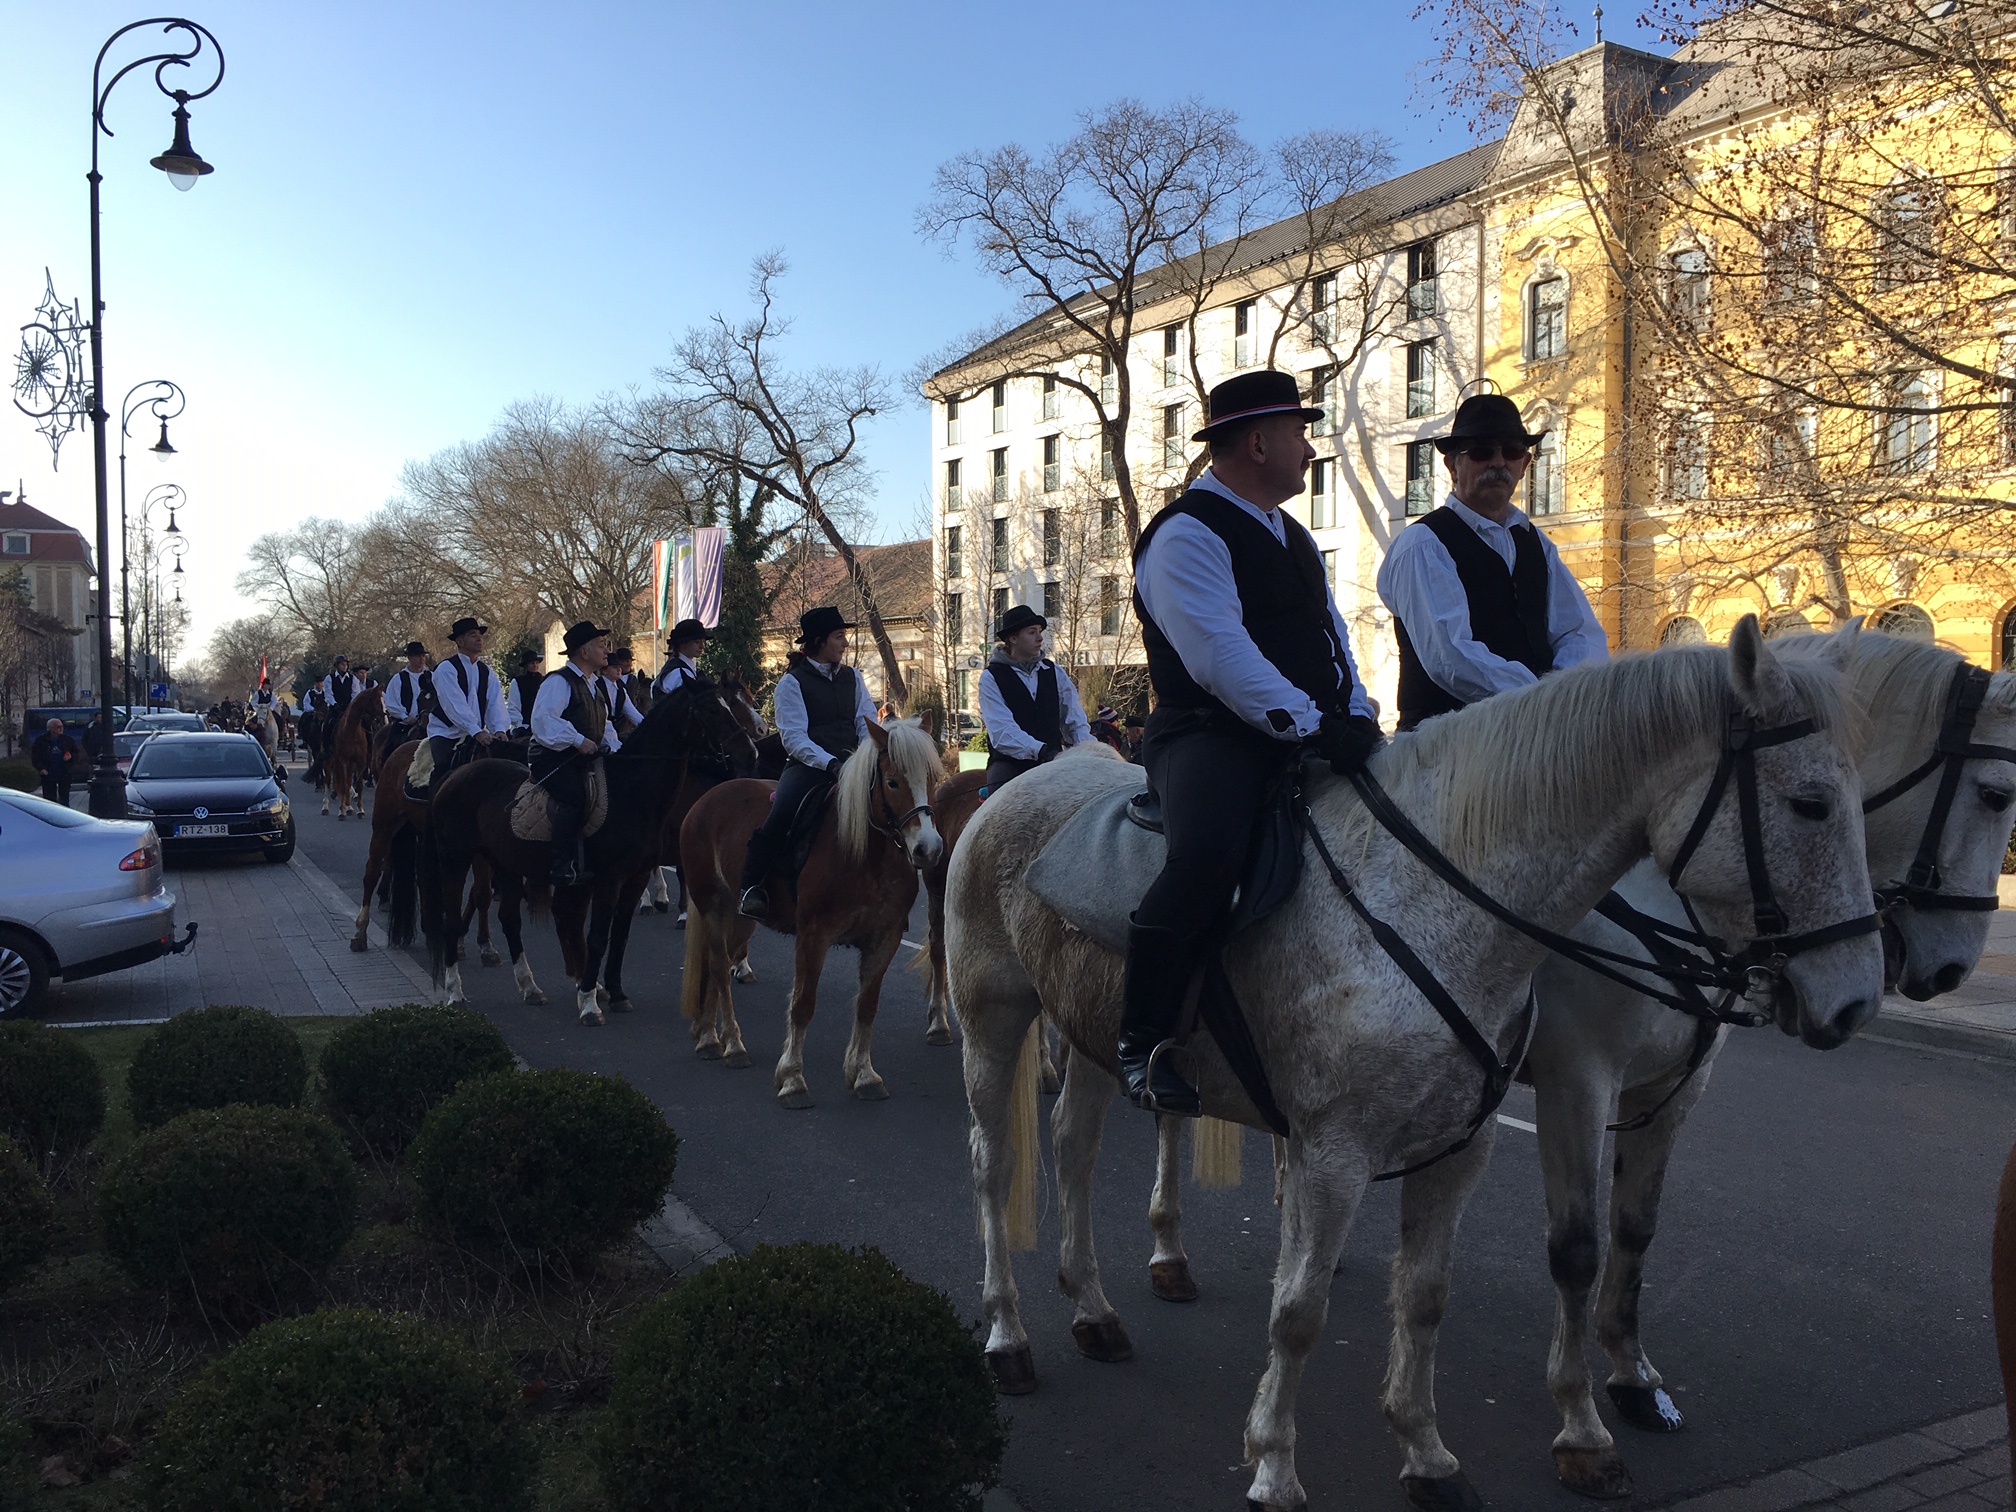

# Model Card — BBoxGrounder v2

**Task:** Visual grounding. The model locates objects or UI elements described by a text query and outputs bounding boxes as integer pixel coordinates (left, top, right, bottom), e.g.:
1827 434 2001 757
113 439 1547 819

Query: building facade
0 492 95 706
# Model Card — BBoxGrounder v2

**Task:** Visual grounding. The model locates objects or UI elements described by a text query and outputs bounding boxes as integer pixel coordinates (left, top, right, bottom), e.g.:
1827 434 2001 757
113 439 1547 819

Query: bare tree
238 516 377 661
203 612 304 699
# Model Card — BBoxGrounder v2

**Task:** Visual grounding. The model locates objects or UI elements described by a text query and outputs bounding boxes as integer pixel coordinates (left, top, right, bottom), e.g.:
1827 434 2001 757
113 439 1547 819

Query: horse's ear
1809 615 1863 673
1729 614 1799 721
864 720 889 751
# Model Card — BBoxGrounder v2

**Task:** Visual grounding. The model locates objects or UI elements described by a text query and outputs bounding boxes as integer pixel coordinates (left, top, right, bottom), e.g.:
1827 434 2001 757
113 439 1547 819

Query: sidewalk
37 846 439 1026
1872 877 2016 1060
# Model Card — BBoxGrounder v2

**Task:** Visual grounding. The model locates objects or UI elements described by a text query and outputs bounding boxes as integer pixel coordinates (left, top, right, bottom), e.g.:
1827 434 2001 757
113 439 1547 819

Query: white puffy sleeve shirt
531 669 619 755
427 655 509 739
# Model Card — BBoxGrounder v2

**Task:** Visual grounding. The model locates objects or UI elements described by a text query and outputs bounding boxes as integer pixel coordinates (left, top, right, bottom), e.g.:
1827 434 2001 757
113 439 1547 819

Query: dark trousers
529 747 587 810
426 735 480 786
744 758 833 883
982 753 1037 791
38 772 71 806
1134 708 1296 939
377 720 420 770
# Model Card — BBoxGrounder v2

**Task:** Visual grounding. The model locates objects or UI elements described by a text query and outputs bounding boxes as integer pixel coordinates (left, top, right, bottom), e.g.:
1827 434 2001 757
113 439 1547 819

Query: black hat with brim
610 646 634 664
1192 369 1326 441
1428 393 1548 454
667 618 713 646
995 603 1047 641
403 641 425 657
448 616 489 640
795 605 856 646
563 620 611 654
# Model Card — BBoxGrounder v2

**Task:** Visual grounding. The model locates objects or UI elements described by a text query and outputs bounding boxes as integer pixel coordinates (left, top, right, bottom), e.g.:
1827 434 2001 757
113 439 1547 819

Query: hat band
1202 400 1312 430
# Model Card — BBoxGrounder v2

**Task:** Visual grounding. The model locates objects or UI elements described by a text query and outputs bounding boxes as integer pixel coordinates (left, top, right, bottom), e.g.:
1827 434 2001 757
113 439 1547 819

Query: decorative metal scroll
13 269 91 468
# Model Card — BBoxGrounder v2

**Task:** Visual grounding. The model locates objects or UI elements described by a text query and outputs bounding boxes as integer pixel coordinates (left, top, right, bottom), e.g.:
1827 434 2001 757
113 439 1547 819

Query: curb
1868 1011 2016 1062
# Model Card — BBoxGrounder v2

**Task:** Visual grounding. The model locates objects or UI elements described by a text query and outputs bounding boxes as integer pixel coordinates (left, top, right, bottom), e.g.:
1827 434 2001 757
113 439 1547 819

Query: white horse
948 620 1885 1511
246 705 279 758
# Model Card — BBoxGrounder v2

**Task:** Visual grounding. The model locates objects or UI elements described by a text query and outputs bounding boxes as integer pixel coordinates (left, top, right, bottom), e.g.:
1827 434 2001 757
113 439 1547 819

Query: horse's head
719 667 770 743
1648 615 1883 1049
840 719 944 870
630 677 758 779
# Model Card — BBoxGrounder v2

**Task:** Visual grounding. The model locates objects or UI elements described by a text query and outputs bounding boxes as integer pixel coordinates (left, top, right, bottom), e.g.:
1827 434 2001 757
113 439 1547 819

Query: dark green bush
144 1307 534 1512
600 1243 1005 1512
127 1005 307 1130
0 1412 30 1512
0 759 34 794
408 1068 676 1263
99 1106 357 1308
0 1136 50 1291
316 1003 513 1158
0 1020 104 1170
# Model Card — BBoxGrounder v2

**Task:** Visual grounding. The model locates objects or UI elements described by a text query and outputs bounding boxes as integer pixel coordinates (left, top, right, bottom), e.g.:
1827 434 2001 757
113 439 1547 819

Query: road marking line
901 938 924 950
1496 1114 1537 1133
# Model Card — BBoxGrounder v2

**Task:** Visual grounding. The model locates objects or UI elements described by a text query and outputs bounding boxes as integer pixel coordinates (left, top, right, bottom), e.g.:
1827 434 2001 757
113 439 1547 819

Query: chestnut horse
678 720 943 1107
422 679 757 1025
321 688 384 819
350 738 499 965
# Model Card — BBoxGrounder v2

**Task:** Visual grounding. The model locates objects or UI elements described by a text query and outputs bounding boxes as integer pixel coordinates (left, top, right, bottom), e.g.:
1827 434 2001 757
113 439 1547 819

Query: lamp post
119 379 184 709
83 19 223 818
135 484 184 710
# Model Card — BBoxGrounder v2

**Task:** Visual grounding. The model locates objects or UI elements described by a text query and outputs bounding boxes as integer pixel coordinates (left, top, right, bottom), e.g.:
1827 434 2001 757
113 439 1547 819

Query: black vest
1393 506 1555 730
433 657 493 724
328 673 354 713
788 660 862 762
392 668 430 719
512 671 542 724
986 660 1063 745
1133 490 1350 726
543 667 607 746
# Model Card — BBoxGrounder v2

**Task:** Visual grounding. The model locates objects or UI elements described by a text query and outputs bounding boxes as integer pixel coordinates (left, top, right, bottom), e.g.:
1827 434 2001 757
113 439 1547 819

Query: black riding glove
1037 742 1061 764
1312 712 1384 775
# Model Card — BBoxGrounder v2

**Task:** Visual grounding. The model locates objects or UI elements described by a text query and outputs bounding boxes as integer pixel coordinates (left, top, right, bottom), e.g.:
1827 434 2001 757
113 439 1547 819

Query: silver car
0 788 188 1015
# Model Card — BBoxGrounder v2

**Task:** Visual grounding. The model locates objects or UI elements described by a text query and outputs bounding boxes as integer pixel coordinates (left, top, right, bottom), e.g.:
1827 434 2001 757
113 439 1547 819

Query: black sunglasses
1460 441 1530 463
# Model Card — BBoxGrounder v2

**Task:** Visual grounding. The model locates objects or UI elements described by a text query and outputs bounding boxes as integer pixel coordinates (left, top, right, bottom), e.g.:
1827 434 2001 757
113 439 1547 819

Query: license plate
174 823 228 837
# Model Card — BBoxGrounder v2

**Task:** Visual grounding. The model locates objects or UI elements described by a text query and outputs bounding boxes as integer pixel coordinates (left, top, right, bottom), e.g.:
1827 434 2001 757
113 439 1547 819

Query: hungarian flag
259 653 268 685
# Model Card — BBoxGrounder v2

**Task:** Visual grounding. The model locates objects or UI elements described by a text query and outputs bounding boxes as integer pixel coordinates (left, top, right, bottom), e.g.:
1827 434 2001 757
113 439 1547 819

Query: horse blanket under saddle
508 761 610 843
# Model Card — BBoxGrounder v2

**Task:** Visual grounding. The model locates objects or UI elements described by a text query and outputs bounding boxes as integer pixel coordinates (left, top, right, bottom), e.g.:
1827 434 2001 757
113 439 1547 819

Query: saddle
508 760 611 843
781 779 836 881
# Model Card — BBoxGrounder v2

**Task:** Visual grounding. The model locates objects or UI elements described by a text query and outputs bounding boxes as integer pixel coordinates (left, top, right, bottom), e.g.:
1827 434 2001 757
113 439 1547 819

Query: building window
1529 430 1565 516
991 380 1007 433
1406 241 1437 320
1667 412 1708 501
1100 353 1116 407
1042 507 1061 567
1764 407 1818 482
1100 431 1114 482
1099 575 1122 636
1163 404 1185 468
0 533 27 557
1309 365 1335 436
2001 605 2016 670
1042 435 1060 493
990 515 1009 575
1669 248 1710 330
1763 214 1818 305
1660 615 1708 646
944 457 962 511
1234 300 1258 368
1042 579 1061 620
991 447 1009 503
944 525 962 578
1309 458 1333 529
1311 272 1336 344
992 586 1009 625
1405 440 1437 516
1163 326 1181 387
1321 549 1337 589
1875 181 1939 290
1871 602 1936 641
1528 276 1567 360
1100 498 1120 557
945 592 963 644
945 397 961 445
1405 341 1436 418
1878 373 1935 474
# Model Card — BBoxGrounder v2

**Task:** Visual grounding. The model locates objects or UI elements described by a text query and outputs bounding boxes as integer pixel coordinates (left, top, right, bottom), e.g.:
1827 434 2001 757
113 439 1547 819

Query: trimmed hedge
0 1136 50 1291
128 1005 307 1130
601 1243 1005 1512
0 759 34 794
0 1020 105 1170
99 1106 357 1308
316 1003 514 1158
409 1068 676 1263
144 1308 534 1512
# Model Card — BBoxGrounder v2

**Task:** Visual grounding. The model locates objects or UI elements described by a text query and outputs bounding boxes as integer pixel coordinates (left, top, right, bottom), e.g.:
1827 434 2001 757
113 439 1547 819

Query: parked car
125 711 207 734
0 787 186 1015
112 729 154 777
21 706 138 746
124 733 294 863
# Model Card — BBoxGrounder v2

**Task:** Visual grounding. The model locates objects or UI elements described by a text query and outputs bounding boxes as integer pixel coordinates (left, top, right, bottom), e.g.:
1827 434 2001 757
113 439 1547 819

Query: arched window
1659 615 1707 646
2001 604 2016 670
1870 601 1935 641
1763 609 1813 639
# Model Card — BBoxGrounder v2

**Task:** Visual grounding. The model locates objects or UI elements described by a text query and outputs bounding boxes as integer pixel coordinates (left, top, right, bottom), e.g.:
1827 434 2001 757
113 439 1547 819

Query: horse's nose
1932 960 1967 995
1807 991 1880 1049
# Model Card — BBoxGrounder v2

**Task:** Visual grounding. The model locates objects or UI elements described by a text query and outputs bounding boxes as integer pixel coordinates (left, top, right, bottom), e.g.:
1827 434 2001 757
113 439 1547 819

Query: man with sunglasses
1377 393 1608 731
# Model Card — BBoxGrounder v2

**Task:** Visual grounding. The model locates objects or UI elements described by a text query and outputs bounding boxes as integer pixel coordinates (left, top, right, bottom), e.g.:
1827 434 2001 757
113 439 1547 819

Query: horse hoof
1149 1259 1199 1303
524 990 547 1006
596 986 610 1007
987 1345 1038 1395
578 1007 605 1027
1070 1317 1134 1363
926 1025 953 1046
852 1076 889 1101
348 937 369 954
608 995 634 1014
1553 1445 1634 1500
1402 1472 1482 1512
653 900 670 914
695 1041 724 1061
777 1087 814 1110
1607 1382 1684 1433
731 963 756 984
723 1048 751 1069
479 947 500 967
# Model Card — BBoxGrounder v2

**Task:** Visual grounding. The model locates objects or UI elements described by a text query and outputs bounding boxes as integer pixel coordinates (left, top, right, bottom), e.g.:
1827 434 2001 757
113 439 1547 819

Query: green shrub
144 1307 534 1512
0 759 34 794
0 1136 50 1291
601 1243 1004 1512
0 1412 31 1512
99 1106 357 1308
409 1068 676 1262
0 1020 105 1170
317 1003 513 1158
127 1005 308 1130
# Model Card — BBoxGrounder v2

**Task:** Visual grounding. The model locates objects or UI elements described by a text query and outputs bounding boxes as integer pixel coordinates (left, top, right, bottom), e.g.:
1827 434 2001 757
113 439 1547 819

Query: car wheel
0 930 50 1017
264 820 296 864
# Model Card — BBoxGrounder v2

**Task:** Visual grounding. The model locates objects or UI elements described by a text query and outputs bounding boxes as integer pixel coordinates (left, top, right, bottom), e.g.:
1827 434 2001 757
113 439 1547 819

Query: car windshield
0 788 97 828
130 741 271 780
134 714 203 731
114 732 152 760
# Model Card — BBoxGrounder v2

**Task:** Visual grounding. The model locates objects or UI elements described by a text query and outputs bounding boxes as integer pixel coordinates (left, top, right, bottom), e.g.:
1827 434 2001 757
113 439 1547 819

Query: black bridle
864 747 936 847
1861 662 2016 915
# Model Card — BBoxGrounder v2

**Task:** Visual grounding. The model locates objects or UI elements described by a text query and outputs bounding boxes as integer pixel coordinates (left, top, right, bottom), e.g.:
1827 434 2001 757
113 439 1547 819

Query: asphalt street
290 774 2014 1512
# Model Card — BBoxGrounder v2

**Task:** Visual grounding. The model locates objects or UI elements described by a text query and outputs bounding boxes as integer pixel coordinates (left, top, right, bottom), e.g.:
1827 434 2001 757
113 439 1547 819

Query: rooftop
0 497 94 570
762 539 932 632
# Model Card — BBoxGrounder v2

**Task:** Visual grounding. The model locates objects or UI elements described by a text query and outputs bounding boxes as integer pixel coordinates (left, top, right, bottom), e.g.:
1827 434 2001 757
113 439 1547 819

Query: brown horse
642 667 777 917
422 679 757 1025
321 689 384 819
350 739 500 967
678 720 943 1107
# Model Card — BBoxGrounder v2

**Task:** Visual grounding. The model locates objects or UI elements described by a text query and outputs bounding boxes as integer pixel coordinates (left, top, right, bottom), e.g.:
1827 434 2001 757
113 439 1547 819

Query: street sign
149 683 170 702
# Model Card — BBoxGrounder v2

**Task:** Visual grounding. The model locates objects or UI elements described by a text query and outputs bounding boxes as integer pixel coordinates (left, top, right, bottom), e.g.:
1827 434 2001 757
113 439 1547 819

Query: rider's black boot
549 805 588 890
1116 920 1202 1117
738 829 776 919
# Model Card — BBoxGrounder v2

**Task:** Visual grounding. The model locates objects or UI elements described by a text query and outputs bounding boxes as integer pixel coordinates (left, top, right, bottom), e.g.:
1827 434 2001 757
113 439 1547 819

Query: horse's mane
1372 641 1853 871
836 719 944 861
338 686 384 732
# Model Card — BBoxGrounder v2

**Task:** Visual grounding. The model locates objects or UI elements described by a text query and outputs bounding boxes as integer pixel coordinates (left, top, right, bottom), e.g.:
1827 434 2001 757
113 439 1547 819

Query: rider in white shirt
976 603 1093 791
319 656 368 714
425 617 509 782
530 620 620 888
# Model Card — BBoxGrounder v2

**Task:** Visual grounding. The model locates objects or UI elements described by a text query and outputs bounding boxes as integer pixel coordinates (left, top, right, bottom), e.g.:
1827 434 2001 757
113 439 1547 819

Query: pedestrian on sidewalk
30 718 80 805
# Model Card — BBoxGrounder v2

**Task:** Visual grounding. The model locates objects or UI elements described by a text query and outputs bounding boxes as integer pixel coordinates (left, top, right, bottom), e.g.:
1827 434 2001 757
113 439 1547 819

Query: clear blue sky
1 1 1663 659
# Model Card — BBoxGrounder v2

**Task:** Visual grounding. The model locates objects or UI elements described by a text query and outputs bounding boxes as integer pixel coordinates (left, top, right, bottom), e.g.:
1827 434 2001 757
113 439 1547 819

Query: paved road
287 776 2013 1512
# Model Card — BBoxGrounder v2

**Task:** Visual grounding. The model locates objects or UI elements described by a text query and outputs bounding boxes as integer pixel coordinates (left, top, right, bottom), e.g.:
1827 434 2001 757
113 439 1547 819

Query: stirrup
738 885 769 919
1133 1039 1200 1118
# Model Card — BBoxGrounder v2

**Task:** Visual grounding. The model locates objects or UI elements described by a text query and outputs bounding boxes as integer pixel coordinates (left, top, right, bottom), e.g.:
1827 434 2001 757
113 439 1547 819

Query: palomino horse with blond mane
948 620 1885 1511
680 718 943 1106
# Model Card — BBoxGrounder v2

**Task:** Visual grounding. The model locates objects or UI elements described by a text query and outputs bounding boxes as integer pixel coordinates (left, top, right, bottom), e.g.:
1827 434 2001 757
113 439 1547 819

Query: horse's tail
1192 1117 1244 1190
387 821 419 948
1006 1019 1042 1253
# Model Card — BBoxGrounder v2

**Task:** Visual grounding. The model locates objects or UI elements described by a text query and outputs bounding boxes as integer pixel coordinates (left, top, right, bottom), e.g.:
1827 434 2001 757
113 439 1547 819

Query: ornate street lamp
81 19 224 818
137 484 186 709
118 379 185 708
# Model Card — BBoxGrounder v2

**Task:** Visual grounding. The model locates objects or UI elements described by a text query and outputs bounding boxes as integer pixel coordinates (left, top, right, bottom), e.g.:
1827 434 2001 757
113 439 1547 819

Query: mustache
1479 468 1514 486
